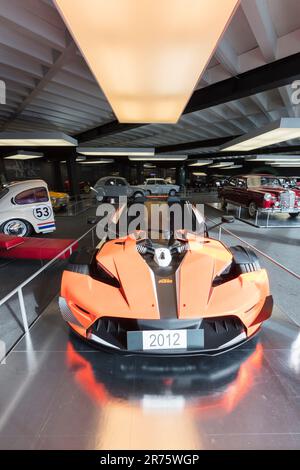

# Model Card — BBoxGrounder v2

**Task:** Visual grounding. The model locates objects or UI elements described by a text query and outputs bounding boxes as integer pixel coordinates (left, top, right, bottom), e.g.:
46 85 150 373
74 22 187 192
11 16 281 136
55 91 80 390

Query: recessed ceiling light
221 119 300 152
143 163 156 168
4 151 44 160
246 155 300 162
188 159 213 167
209 162 234 168
77 147 155 156
79 159 114 164
269 163 300 167
222 165 243 169
0 132 77 146
129 155 187 161
193 172 207 176
55 0 238 123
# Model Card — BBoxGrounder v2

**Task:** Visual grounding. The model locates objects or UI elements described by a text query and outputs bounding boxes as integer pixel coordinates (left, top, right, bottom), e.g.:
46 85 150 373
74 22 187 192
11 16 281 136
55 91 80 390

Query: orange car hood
62 235 269 327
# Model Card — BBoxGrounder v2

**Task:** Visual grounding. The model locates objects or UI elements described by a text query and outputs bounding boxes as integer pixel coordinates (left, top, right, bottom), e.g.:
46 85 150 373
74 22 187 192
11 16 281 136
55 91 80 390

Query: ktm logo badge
158 278 173 284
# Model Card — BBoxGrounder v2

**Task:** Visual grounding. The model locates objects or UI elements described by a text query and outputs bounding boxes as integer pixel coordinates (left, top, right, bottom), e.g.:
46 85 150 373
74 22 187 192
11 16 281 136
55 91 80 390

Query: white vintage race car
0 180 56 236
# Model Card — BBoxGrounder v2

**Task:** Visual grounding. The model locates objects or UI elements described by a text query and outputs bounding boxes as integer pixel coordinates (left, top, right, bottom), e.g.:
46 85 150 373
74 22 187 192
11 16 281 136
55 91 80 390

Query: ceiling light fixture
209 162 234 168
246 155 300 162
0 132 77 146
129 155 187 161
269 163 300 167
79 159 114 164
4 151 44 160
188 159 213 167
77 147 155 156
192 172 207 176
221 118 300 152
55 0 238 123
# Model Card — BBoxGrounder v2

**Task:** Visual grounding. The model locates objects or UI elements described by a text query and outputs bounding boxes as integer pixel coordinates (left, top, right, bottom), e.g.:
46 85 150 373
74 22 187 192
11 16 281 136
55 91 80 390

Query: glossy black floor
0 300 299 450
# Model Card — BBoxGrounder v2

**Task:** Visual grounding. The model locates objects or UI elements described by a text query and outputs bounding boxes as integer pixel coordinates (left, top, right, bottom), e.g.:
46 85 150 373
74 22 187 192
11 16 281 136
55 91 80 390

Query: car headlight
264 193 272 201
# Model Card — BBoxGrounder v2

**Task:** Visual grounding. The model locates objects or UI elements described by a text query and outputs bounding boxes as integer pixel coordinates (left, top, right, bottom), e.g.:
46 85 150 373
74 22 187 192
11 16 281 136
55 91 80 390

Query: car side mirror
221 215 235 224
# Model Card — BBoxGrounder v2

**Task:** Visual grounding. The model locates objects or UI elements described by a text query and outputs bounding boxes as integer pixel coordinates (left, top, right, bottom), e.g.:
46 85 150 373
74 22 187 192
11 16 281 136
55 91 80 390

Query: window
236 178 246 188
157 180 166 185
115 178 127 186
34 187 49 202
147 180 156 185
105 178 116 186
15 187 49 205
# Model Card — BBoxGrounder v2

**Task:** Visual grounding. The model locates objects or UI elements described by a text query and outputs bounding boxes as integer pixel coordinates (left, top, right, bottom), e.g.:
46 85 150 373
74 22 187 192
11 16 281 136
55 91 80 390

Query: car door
233 178 248 205
114 178 129 197
158 180 168 194
146 179 158 194
224 178 239 203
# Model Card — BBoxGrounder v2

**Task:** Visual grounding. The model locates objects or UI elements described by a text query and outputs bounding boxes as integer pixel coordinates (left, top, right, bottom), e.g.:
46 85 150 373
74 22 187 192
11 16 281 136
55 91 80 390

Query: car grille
280 191 295 209
89 316 245 351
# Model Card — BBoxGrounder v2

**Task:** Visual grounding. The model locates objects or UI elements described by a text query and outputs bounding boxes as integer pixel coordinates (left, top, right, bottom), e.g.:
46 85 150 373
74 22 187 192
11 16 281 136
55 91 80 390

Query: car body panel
0 180 56 234
138 178 180 195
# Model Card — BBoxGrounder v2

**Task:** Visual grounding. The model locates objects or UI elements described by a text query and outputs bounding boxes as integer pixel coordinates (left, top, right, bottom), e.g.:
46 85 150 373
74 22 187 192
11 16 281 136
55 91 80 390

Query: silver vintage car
138 178 180 196
93 176 145 201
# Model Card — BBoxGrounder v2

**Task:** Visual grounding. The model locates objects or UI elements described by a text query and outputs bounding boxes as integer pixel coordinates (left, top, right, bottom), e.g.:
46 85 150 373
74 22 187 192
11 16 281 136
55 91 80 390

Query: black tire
248 201 257 219
0 219 33 237
169 189 176 197
133 191 144 199
229 245 261 274
289 212 299 218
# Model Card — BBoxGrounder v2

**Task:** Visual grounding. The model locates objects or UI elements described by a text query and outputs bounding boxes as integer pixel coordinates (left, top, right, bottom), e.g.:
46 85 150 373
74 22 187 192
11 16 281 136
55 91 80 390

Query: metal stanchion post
218 226 222 241
18 288 29 333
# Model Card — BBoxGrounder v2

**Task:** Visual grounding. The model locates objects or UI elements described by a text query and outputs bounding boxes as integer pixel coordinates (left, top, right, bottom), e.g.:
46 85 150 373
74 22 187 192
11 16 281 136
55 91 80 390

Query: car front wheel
248 201 258 218
1 219 32 237
133 191 144 199
289 212 299 218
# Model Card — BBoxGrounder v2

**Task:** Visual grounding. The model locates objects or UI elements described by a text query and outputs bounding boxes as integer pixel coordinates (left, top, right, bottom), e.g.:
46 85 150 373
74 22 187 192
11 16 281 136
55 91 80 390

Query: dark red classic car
219 175 300 218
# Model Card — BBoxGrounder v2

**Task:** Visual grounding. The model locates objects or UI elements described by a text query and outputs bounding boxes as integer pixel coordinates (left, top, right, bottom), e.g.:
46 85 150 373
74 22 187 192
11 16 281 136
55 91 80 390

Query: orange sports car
59 199 273 355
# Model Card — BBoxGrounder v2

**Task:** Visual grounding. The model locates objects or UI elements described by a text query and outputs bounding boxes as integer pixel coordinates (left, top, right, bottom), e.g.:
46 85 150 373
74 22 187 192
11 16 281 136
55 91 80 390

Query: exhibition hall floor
0 301 299 450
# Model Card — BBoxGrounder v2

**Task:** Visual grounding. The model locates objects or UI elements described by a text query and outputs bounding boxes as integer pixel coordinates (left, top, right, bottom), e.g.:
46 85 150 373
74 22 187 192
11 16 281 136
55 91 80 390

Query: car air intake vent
90 315 245 351
206 317 240 334
280 191 295 209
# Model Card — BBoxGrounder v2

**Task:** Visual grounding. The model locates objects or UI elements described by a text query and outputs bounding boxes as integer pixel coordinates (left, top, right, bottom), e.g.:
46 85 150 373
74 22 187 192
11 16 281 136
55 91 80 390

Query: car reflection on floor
65 336 263 449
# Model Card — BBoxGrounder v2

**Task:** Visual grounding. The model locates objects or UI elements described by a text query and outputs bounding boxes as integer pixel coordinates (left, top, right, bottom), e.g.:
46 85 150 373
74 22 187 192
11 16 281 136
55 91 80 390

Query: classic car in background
0 180 55 236
64 179 91 194
219 175 300 218
93 176 145 201
49 191 70 212
138 178 180 196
